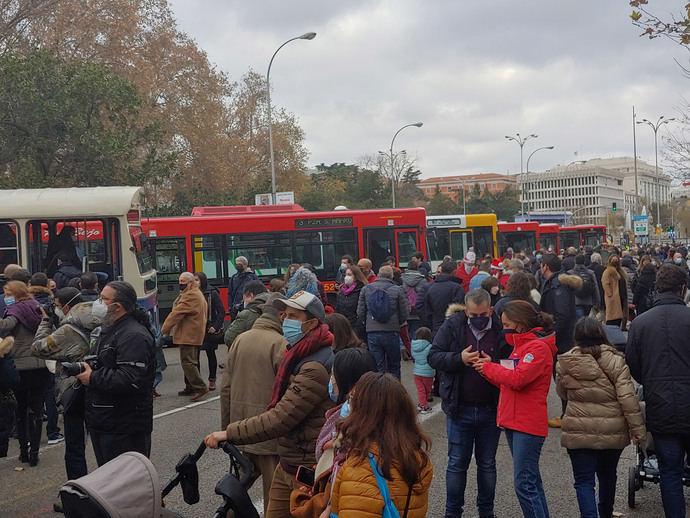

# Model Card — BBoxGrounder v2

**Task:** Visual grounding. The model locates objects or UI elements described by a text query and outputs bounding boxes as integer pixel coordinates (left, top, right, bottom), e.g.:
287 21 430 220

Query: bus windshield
129 225 154 275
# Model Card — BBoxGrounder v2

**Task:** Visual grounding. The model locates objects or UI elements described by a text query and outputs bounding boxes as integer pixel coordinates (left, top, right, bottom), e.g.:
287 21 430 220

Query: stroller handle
220 441 254 486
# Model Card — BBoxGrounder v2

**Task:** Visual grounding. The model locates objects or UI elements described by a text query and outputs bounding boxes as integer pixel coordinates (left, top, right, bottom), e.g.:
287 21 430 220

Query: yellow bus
0 186 158 328
426 214 498 270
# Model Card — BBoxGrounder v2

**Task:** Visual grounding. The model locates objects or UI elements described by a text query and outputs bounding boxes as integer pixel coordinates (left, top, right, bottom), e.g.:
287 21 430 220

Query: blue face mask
469 315 490 330
340 400 351 418
282 318 305 347
328 379 338 403
675 258 683 265
502 329 517 337
536 254 542 261
4 296 15 307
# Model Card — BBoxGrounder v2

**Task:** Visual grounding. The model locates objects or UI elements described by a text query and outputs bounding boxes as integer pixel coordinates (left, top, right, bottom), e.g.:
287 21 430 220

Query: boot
28 413 42 466
17 415 29 463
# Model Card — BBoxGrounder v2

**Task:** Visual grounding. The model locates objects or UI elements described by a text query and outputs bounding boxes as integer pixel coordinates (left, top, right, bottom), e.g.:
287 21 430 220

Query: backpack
570 268 595 298
368 288 393 323
405 285 418 310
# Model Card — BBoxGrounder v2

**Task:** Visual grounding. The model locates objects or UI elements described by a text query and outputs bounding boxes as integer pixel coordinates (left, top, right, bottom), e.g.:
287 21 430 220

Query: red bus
559 225 606 250
497 222 539 256
142 207 426 320
538 224 559 252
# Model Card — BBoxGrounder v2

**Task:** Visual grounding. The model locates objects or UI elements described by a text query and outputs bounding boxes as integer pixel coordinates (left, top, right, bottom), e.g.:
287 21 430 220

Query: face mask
4 296 15 307
55 307 65 321
236 264 244 272
536 254 542 261
502 329 517 337
282 318 305 347
504 331 518 346
340 400 351 418
179 283 186 291
92 298 108 320
328 379 338 403
469 315 490 329
339 263 347 272
675 258 683 265
344 275 354 286
103 303 119 327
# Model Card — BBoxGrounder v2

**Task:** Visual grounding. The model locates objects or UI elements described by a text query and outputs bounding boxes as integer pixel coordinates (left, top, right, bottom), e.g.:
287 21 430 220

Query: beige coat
220 314 287 455
556 344 646 450
601 266 623 322
161 285 207 346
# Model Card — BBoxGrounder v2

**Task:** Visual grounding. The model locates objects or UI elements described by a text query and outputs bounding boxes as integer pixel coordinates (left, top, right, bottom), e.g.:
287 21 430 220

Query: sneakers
548 417 562 428
208 380 216 391
47 433 65 445
418 405 432 414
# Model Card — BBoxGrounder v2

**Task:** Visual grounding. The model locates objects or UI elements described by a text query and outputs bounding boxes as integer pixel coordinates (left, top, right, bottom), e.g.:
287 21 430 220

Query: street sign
656 225 662 235
633 215 648 237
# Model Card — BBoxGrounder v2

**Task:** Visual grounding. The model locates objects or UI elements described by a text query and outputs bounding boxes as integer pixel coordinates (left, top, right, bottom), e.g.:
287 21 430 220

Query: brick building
418 173 517 201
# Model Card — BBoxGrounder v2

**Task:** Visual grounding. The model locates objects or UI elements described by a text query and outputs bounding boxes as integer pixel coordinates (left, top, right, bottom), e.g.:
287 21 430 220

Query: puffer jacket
225 339 334 468
568 264 601 308
220 314 287 456
601 266 624 322
481 329 557 437
411 339 434 377
1 298 45 371
357 278 409 333
556 345 646 450
330 445 433 518
31 301 103 408
423 274 465 335
540 272 582 354
223 292 268 347
161 284 207 346
400 271 427 321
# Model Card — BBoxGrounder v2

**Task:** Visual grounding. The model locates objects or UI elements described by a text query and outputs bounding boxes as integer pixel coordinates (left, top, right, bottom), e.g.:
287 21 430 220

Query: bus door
151 237 186 323
449 229 473 261
364 227 419 270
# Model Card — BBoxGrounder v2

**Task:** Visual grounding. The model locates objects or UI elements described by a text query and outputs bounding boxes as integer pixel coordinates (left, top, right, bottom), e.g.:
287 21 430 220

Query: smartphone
295 465 315 488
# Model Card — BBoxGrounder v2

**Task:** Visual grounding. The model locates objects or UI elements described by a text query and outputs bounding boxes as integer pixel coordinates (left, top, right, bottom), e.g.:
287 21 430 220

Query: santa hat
490 258 504 271
463 251 476 265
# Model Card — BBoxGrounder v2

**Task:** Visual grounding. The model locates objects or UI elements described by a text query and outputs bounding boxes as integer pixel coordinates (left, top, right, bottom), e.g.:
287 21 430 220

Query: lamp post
525 145 554 221
385 122 423 208
637 115 674 242
267 32 316 205
505 133 538 218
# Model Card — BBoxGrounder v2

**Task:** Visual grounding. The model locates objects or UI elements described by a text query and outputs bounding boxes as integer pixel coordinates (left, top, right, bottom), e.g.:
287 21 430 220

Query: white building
520 157 671 226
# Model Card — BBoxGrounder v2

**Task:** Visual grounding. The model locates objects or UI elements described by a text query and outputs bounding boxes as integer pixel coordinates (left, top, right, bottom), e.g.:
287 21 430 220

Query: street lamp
505 133 538 218
386 122 423 208
267 32 316 205
525 145 555 221
637 115 674 241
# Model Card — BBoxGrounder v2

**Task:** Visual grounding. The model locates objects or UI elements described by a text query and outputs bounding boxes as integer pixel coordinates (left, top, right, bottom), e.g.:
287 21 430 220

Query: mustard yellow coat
330 449 433 518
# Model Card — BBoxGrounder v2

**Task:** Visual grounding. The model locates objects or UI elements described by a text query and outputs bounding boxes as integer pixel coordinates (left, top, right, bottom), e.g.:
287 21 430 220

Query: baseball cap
273 290 325 322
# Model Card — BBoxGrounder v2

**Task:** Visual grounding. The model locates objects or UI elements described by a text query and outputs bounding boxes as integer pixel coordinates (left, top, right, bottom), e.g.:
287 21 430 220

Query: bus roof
0 186 141 219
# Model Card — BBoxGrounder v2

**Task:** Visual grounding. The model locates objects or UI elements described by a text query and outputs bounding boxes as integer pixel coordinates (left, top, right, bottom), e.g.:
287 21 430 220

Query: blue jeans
367 331 401 379
567 448 622 518
407 319 422 341
446 406 501 518
652 433 690 518
64 407 88 480
504 429 549 518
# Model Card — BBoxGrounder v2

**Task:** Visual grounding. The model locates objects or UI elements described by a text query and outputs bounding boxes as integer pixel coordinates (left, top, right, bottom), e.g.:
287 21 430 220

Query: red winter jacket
455 265 478 293
481 328 557 437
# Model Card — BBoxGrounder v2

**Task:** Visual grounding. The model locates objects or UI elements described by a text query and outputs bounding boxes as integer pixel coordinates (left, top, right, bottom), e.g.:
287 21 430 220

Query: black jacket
590 263 606 308
428 310 510 419
540 272 581 354
632 269 656 315
227 271 259 318
85 314 155 435
335 282 364 336
626 293 690 435
561 254 576 273
202 286 225 349
424 274 465 335
54 263 82 289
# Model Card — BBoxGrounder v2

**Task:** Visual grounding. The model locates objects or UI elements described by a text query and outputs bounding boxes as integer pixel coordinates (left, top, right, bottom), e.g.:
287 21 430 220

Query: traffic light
612 202 617 211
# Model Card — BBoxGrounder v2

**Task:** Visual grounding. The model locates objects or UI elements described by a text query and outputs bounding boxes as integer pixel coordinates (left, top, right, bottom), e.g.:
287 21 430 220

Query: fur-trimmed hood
445 303 465 317
557 273 584 291
28 285 53 297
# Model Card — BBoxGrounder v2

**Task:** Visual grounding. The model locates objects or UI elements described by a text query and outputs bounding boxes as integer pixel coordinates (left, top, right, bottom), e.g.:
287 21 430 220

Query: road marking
153 395 221 420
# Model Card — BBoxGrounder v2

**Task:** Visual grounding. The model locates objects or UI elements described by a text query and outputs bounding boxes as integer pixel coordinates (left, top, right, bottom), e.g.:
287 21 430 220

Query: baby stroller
627 386 690 508
59 441 260 518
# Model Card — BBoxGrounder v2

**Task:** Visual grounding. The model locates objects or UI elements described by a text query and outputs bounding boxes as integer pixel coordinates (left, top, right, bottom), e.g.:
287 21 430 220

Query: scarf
267 323 333 410
4 298 42 332
340 283 356 295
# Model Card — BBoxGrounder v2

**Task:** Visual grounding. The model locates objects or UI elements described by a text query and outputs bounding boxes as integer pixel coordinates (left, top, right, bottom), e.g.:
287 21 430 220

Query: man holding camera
75 281 155 466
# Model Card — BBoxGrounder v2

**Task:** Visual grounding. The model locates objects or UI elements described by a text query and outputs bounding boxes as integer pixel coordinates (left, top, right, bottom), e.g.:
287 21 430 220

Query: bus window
364 228 394 271
129 225 154 275
450 230 471 261
473 226 494 258
153 238 186 281
583 232 603 247
427 228 450 262
193 235 224 282
295 229 358 280
0 222 18 270
226 232 291 278
396 231 417 268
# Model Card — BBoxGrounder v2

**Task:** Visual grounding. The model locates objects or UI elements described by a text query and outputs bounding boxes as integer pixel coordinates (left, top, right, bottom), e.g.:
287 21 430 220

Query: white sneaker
47 434 64 445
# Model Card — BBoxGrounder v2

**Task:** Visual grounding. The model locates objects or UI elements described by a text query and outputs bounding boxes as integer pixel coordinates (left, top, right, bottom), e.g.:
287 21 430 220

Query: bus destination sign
295 216 354 229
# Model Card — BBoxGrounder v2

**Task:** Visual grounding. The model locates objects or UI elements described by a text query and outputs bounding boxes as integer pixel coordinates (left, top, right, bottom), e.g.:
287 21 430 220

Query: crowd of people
1 239 689 517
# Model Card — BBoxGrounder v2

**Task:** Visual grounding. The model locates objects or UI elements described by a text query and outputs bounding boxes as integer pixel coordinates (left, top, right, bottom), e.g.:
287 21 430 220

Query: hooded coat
556 345 646 450
400 270 428 321
481 329 558 437
31 301 104 408
540 272 582 354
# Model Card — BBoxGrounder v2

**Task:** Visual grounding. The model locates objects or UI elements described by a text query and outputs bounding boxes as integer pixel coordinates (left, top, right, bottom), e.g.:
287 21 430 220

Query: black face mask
235 264 244 272
179 283 186 291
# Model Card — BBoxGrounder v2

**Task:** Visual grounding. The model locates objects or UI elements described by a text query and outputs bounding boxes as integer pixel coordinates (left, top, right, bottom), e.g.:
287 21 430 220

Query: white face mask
55 307 65 321
344 275 354 285
92 298 108 320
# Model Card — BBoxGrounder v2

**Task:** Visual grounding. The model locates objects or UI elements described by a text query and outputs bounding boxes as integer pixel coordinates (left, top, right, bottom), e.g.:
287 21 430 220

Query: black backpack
570 268 595 298
368 288 393 323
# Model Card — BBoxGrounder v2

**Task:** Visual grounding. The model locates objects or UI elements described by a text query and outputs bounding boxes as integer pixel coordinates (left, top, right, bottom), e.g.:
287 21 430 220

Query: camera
62 355 100 377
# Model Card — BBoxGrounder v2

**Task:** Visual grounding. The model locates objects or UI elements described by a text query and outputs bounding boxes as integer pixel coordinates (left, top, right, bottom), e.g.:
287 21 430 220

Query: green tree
0 50 176 188
426 186 457 215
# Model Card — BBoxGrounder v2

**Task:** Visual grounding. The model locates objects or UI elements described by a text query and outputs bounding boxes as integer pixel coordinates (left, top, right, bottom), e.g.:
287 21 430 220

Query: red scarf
267 323 333 410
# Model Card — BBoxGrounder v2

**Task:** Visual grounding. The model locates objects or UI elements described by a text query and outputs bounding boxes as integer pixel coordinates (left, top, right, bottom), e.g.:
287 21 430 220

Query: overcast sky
168 1 688 178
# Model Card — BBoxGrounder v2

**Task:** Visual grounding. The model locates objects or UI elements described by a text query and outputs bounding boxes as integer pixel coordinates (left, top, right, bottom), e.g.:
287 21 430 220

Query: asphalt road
0 347 685 517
